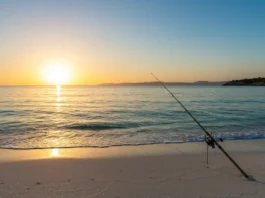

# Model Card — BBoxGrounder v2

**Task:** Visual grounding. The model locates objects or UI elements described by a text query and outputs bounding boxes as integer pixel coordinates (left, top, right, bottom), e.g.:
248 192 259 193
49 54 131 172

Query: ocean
0 85 265 149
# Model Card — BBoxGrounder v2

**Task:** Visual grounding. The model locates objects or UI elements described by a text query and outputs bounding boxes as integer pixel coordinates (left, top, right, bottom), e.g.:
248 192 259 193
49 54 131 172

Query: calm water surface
0 86 265 149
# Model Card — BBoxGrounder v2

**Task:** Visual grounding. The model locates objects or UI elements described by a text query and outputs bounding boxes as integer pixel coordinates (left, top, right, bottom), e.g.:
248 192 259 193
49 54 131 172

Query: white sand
0 141 265 198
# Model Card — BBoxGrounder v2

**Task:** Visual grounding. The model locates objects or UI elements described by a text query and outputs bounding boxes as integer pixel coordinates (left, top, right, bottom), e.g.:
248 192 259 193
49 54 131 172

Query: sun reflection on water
56 85 61 96
56 85 61 107
56 97 61 107
57 97 61 102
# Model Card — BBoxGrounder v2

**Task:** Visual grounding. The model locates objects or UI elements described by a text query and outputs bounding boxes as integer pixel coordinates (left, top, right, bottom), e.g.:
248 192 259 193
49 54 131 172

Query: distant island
223 78 265 86
99 81 226 86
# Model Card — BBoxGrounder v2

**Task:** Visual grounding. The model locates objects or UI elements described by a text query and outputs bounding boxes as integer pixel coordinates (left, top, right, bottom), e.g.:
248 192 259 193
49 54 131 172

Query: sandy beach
0 140 265 198
1 0 265 197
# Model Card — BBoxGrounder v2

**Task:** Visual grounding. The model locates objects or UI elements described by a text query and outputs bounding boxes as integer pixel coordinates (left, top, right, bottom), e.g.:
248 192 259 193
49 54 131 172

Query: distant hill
223 78 265 86
99 81 226 86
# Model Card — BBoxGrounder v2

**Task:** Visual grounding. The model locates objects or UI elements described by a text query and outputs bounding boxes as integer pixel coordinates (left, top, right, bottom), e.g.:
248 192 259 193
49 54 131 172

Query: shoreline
1 137 265 150
1 139 265 162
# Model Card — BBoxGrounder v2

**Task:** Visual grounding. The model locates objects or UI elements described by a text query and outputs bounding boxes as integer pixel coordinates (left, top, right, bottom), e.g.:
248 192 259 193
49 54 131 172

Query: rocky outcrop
223 78 265 86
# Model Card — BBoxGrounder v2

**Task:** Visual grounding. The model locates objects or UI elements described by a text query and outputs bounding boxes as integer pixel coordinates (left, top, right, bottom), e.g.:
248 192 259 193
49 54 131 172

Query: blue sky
0 0 265 84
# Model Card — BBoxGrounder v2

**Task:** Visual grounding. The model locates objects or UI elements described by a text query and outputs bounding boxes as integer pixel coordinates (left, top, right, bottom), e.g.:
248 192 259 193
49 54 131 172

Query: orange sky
1 1 264 85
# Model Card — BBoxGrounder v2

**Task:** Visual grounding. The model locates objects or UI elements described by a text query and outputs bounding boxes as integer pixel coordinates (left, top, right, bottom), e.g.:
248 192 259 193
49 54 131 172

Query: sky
0 0 265 85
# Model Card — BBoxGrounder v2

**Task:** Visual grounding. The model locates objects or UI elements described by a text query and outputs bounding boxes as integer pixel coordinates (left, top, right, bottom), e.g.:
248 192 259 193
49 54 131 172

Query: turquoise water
0 86 265 149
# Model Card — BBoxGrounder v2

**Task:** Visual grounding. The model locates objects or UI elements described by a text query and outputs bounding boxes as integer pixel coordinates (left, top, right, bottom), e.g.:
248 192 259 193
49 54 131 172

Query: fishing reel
205 136 223 149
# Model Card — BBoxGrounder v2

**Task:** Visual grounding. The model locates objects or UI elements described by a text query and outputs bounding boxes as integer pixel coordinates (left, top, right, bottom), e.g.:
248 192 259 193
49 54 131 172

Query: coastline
0 139 265 162
1 139 265 162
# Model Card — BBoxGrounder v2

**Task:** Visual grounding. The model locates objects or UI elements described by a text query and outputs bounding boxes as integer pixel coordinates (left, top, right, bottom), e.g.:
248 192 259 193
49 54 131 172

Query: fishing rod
151 73 250 179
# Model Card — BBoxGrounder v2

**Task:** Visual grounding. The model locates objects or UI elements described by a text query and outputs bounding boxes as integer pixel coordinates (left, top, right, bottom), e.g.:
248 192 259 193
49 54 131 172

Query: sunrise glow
51 148 60 157
43 64 71 85
0 1 264 86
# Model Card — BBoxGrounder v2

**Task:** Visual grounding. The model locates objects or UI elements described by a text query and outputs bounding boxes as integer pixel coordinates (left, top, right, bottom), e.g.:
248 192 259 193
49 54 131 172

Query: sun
43 63 70 85
51 148 60 157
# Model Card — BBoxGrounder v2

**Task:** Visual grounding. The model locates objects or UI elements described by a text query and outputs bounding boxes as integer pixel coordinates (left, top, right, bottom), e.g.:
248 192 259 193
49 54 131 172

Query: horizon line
0 80 227 86
1 77 264 86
